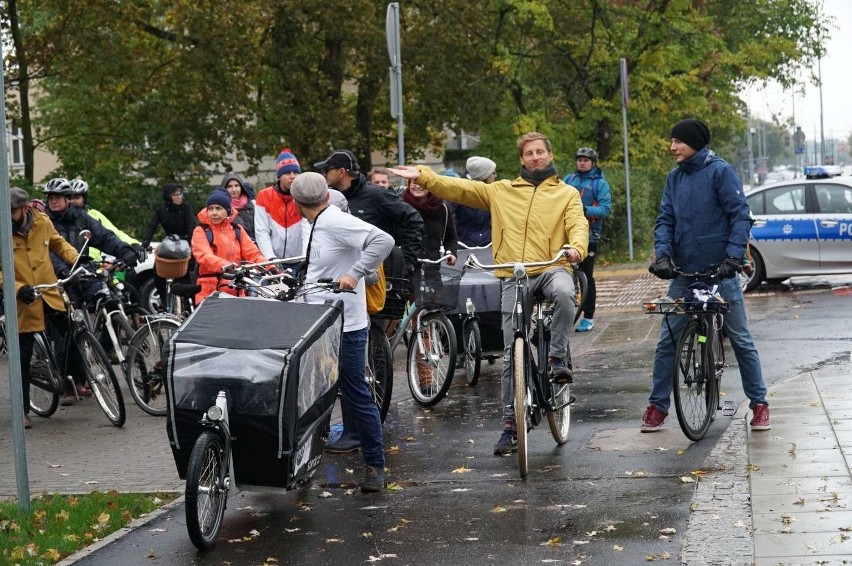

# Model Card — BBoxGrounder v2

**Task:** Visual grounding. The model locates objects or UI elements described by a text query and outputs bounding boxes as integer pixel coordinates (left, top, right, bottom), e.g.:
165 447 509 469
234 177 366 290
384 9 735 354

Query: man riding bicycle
390 131 588 456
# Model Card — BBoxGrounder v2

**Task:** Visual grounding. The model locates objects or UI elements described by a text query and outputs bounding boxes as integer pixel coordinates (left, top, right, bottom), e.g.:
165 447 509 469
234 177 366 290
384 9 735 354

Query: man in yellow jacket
1 188 80 428
390 131 589 455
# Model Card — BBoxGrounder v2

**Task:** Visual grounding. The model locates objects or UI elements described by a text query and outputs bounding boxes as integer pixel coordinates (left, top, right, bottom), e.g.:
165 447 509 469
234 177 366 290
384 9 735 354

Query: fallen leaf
733 521 747 528
613 545 624 552
149 528 167 533
55 509 69 521
658 527 676 535
451 466 473 474
47 463 62 469
41 549 61 561
361 532 373 538
284 528 300 533
452 488 470 492
690 502 699 512
780 527 794 534
679 477 695 483
249 529 260 537
747 464 760 472
386 482 404 491
324 538 344 543
492 505 507 513
794 497 805 506
690 470 707 477
781 514 795 525
97 513 110 525
464 537 479 541
659 552 671 559
387 445 401 453
319 491 334 498
541 537 562 546
604 525 617 532
403 436 415 442
146 548 157 558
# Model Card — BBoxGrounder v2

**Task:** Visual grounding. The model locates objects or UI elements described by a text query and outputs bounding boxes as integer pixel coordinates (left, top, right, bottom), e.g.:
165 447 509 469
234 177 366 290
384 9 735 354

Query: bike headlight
512 264 526 279
206 406 224 421
71 310 85 323
465 297 475 315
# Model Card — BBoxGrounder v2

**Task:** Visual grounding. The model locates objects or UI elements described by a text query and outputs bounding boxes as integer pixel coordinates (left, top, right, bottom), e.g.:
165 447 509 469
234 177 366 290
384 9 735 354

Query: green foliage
0 491 176 565
3 0 828 238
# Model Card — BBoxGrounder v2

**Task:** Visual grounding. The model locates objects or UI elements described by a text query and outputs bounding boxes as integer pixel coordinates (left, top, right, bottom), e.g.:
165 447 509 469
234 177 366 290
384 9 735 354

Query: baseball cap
314 149 360 173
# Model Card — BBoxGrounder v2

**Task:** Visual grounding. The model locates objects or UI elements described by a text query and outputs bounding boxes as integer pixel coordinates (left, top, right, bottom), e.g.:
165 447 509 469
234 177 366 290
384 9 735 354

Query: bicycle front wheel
125 318 179 416
406 313 457 406
76 332 126 427
673 321 715 441
462 319 482 387
29 333 60 418
572 269 589 325
512 337 528 478
185 430 228 550
367 322 393 423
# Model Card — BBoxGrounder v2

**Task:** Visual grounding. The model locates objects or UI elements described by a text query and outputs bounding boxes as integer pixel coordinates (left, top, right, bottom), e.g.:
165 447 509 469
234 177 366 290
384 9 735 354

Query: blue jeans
649 276 767 414
338 327 384 468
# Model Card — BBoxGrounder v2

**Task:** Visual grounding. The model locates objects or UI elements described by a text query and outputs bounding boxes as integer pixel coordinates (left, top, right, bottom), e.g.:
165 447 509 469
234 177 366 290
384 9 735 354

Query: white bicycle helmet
69 179 89 195
43 177 72 195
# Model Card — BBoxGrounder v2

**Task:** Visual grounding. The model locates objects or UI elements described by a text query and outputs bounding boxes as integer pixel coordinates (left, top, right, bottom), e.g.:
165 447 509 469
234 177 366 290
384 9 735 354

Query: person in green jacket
68 179 147 264
390 131 588 457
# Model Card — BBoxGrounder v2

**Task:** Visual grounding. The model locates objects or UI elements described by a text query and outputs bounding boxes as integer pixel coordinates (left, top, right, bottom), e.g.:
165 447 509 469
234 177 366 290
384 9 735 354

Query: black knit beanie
670 119 710 151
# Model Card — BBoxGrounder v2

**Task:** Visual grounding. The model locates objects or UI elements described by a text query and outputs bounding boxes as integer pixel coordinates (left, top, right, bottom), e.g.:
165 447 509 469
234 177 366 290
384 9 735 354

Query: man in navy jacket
643 118 770 433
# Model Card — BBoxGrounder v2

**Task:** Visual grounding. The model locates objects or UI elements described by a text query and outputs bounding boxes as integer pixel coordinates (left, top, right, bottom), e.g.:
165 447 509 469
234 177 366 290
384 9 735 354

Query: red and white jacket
253 185 305 260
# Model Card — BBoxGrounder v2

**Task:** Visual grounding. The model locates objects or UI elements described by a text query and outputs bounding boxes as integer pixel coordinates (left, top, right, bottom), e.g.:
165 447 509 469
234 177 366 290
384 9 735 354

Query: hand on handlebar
17 285 38 305
649 256 676 280
716 257 743 280
220 263 236 274
338 274 357 291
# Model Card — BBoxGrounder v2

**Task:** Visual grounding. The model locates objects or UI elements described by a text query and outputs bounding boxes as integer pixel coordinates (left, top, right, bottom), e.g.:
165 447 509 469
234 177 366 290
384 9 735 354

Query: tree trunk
7 0 35 183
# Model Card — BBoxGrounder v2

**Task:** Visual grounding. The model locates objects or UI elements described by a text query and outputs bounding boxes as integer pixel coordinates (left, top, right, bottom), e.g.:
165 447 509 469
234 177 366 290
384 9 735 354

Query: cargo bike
165 283 345 549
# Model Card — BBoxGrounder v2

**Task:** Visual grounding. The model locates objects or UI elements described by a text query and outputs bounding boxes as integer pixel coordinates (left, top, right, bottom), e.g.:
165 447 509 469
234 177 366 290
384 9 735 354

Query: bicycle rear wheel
462 319 482 386
185 430 228 550
572 269 588 325
367 322 393 423
29 333 60 418
76 332 126 427
406 312 456 406
512 337 528 478
673 321 714 441
125 317 179 416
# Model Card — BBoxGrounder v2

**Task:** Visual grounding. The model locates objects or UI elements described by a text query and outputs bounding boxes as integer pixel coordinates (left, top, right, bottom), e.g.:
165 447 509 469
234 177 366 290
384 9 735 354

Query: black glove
717 256 743 279
132 243 147 263
17 285 37 305
121 248 138 268
141 240 151 249
648 256 676 280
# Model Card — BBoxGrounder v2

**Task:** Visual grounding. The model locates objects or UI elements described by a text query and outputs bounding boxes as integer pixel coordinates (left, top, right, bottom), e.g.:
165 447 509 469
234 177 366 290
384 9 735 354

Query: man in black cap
644 118 771 433
314 149 424 453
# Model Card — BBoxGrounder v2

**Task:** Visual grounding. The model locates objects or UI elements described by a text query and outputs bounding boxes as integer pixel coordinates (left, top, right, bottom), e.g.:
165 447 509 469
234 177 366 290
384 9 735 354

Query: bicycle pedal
722 400 735 417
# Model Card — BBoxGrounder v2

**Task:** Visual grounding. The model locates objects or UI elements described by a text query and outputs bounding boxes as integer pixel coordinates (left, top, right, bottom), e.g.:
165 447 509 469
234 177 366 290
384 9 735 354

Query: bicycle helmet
69 179 89 195
575 147 598 161
43 177 72 196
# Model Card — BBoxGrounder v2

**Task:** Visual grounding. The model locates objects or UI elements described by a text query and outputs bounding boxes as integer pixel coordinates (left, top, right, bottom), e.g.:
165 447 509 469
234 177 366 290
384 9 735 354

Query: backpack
366 263 387 315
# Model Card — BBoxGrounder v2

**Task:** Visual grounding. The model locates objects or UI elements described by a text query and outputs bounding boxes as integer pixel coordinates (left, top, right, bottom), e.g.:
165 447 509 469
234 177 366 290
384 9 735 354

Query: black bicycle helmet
69 179 89 195
43 177 72 196
575 147 598 161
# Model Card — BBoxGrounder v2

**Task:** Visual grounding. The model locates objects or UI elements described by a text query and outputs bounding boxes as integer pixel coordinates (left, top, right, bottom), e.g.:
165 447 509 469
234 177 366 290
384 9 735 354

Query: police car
743 166 852 292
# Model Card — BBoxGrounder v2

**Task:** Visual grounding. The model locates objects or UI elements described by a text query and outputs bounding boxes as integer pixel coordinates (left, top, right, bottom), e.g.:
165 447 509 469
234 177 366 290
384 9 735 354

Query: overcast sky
746 0 852 147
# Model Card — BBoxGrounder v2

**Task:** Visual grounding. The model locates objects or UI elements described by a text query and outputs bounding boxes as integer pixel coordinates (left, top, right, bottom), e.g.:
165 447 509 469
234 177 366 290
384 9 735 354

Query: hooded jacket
415 166 588 278
563 166 612 244
653 148 752 273
0 209 80 332
142 186 197 245
340 173 425 270
190 208 267 304
221 172 256 241
254 183 304 260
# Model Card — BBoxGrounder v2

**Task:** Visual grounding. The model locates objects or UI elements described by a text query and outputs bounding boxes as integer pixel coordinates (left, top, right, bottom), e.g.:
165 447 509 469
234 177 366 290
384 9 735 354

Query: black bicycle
644 266 728 441
466 247 576 478
31 265 126 427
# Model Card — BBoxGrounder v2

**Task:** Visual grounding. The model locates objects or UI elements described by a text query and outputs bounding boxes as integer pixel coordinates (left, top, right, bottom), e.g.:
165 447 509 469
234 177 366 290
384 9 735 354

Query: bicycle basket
415 269 462 311
373 277 409 319
683 282 728 314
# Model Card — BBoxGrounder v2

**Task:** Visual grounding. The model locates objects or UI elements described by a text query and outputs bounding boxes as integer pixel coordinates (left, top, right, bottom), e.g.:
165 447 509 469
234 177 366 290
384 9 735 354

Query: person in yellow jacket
1 188 80 429
390 131 588 456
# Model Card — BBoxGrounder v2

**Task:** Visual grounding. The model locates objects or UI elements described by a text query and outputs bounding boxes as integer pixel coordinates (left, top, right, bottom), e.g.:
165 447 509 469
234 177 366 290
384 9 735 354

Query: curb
56 494 185 566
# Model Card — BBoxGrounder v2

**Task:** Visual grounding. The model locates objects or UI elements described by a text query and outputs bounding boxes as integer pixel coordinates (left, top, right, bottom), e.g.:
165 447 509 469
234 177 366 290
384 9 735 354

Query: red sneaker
750 404 771 431
641 405 668 432
75 383 92 397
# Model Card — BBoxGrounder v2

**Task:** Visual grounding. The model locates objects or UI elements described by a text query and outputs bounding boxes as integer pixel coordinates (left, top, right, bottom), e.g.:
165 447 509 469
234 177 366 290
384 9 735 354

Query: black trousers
578 241 598 319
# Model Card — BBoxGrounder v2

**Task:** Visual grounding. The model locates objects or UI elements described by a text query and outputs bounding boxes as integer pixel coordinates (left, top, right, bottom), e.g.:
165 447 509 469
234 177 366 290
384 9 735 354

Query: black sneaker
493 429 518 456
548 357 573 384
361 465 385 493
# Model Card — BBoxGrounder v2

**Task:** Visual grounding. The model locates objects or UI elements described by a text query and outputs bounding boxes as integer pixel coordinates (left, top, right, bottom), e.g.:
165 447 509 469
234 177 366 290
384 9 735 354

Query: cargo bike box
165 294 343 490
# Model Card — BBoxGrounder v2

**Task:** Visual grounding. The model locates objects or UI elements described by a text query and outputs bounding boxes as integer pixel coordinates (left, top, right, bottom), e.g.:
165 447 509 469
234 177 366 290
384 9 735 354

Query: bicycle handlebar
31 265 93 296
464 246 573 272
458 242 492 250
673 264 722 279
419 253 455 266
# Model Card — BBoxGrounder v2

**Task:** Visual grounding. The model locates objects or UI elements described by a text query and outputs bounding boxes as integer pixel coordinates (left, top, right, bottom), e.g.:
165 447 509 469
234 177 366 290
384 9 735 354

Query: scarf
520 163 558 187
231 193 248 211
402 188 444 214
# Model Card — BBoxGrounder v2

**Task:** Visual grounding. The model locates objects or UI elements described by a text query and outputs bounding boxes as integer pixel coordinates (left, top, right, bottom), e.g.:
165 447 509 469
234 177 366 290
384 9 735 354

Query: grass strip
0 490 177 565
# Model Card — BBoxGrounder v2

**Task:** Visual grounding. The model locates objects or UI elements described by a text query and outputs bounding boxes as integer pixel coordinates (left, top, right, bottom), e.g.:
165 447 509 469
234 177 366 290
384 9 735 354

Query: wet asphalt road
68 282 852 566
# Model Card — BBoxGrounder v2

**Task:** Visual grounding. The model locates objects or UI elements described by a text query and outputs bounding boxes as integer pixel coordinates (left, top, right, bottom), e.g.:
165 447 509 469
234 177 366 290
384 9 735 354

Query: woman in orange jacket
191 189 267 304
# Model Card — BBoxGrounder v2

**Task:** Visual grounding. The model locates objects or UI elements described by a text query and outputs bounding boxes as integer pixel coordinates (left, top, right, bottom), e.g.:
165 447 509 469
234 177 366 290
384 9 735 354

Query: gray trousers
499 267 576 421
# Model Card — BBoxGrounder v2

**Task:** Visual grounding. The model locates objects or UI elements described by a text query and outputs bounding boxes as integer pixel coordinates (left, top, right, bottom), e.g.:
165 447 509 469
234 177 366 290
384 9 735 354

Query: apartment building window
9 123 24 167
